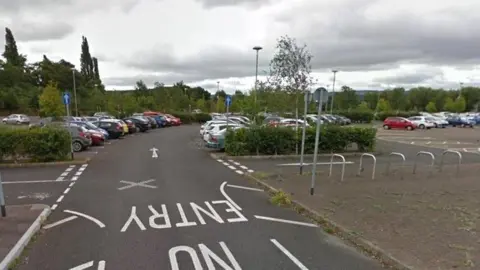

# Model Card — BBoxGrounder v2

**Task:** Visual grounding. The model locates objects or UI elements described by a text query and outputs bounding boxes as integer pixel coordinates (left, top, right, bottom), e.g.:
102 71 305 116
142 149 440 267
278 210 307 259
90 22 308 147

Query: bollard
0 172 6 217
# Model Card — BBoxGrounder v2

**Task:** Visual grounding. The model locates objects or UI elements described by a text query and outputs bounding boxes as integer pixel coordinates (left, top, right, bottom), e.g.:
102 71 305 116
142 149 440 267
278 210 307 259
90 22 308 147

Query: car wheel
383 125 390 130
16 121 20 125
406 126 413 131
461 124 465 128
434 123 438 128
72 141 83 152
419 124 425 129
2 120 5 124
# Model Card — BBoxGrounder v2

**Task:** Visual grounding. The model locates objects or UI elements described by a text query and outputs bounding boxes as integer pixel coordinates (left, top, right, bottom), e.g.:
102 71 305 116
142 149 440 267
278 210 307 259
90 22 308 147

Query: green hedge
335 110 374 123
225 125 376 156
0 126 71 162
168 112 212 124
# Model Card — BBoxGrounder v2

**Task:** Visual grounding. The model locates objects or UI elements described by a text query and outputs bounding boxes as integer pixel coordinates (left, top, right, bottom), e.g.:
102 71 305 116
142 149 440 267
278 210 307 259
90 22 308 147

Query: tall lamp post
253 46 262 119
217 81 220 92
71 69 78 116
329 70 338 114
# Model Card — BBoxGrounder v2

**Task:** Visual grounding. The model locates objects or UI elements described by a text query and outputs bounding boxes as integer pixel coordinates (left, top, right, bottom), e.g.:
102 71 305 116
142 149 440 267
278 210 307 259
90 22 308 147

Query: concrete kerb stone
242 172 412 270
0 204 51 270
0 158 90 168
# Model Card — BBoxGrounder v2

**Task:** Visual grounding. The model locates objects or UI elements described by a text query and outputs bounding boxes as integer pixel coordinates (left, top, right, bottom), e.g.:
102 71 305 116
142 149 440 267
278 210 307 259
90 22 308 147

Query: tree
2 28 25 67
92 57 100 81
376 98 391 112
356 101 371 111
425 101 437 113
80 36 94 80
39 81 64 117
453 95 466 113
443 97 455 112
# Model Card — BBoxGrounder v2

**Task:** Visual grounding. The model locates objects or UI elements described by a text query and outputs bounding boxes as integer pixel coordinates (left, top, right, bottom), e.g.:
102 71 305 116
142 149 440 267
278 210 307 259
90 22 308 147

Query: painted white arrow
150 147 158 159
70 260 105 270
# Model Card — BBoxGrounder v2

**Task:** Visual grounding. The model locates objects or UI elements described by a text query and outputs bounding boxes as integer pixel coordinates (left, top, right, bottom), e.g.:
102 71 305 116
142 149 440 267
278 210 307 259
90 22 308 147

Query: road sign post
0 173 6 217
299 91 310 175
310 90 324 195
63 92 74 160
225 95 232 130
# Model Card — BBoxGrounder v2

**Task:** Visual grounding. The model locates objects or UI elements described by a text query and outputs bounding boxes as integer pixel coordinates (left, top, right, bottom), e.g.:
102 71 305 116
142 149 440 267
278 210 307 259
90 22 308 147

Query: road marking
235 170 244 175
51 204 58 210
69 182 75 187
56 195 64 203
1 179 74 184
44 216 78 229
227 184 263 192
227 165 236 170
222 162 229 166
240 165 248 170
228 159 235 163
426 141 431 144
121 206 146 232
254 215 318 227
217 159 223 162
72 176 79 181
118 179 157 190
75 171 82 176
410 141 415 144
443 141 447 144
69 261 94 270
270 239 309 270
98 261 106 270
64 210 106 228
233 162 241 166
220 182 241 211
169 242 241 270
57 165 76 181
64 188 71 194
150 147 159 159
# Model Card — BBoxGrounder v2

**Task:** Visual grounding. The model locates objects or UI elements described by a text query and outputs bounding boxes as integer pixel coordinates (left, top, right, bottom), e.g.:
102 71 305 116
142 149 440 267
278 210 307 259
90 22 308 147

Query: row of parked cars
383 112 475 130
263 113 352 128
202 114 251 150
37 111 181 152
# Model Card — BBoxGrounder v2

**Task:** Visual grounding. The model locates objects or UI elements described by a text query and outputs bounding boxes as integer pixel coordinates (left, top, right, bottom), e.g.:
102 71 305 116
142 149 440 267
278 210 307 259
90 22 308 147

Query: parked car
425 116 448 128
278 118 310 128
70 121 109 139
124 117 150 132
383 117 416 130
2 114 30 125
203 123 241 141
200 120 239 136
165 114 182 126
65 124 92 152
91 120 124 139
145 116 158 129
205 126 242 150
447 116 474 128
408 116 435 129
123 119 137 133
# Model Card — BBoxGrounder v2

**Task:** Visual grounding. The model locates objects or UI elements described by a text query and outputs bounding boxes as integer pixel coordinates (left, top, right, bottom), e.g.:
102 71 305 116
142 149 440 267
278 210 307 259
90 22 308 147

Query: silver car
2 114 30 125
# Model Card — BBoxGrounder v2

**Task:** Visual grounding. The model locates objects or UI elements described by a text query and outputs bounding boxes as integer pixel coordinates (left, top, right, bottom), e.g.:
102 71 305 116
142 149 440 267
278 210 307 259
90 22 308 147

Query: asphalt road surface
16 125 382 270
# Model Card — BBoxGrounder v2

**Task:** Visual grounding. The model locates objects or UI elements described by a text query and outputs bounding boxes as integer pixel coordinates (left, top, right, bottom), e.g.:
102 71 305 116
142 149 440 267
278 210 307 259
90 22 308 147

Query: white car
203 123 241 141
279 118 310 128
425 116 448 128
408 116 435 129
200 120 238 136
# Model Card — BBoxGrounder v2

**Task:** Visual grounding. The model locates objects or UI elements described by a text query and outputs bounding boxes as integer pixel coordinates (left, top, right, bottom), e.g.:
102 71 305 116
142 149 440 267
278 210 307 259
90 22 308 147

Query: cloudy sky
1 0 480 93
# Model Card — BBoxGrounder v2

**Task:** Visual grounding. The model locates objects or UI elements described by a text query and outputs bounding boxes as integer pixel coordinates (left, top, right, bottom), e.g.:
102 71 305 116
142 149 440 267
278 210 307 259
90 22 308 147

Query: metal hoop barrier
439 150 462 176
357 153 377 179
412 151 435 174
329 154 346 181
385 152 406 175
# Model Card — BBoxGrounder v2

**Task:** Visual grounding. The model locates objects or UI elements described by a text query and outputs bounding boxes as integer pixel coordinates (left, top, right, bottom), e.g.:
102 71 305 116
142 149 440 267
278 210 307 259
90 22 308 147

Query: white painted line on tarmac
75 171 82 176
56 195 64 203
55 176 64 181
44 216 78 229
70 261 94 270
69 182 75 187
240 165 249 170
228 165 236 170
426 141 431 144
235 170 244 175
51 204 58 210
228 159 235 163
222 162 229 166
220 182 242 211
254 215 318 227
217 159 223 162
98 261 106 270
410 141 415 144
270 239 309 270
247 169 254 173
233 162 241 166
72 176 79 181
64 210 106 228
64 188 71 194
1 179 72 184
443 141 447 144
227 184 263 192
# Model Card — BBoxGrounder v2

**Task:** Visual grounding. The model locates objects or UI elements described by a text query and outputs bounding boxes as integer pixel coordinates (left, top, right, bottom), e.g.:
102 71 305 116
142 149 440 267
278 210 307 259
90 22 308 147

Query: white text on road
169 241 241 270
121 200 248 232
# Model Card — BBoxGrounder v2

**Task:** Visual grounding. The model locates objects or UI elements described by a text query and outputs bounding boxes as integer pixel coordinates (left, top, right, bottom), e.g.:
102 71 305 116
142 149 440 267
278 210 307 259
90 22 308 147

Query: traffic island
241 159 480 270
0 204 51 269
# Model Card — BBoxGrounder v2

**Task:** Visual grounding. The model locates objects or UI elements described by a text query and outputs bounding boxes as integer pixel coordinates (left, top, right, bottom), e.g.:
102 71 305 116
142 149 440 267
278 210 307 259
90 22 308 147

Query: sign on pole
63 92 74 160
225 95 232 129
63 92 70 105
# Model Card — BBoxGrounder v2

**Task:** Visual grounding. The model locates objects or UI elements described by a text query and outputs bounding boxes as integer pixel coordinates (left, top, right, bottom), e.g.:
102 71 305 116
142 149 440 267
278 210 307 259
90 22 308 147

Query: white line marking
227 184 263 192
228 159 235 162
443 141 447 144
81 164 88 168
1 179 72 184
43 216 78 229
410 141 415 144
457 141 461 144
98 261 106 270
75 171 82 176
69 165 76 168
69 182 75 187
64 188 71 194
220 182 242 211
60 172 69 177
51 204 58 210
72 176 78 181
64 210 106 228
235 170 244 175
233 162 241 166
240 165 248 170
247 169 254 173
78 167 86 172
217 159 223 162
228 165 236 170
463 148 468 152
222 162 229 166
56 195 64 203
270 239 309 270
426 141 431 144
254 215 318 227
69 261 94 270
56 177 64 181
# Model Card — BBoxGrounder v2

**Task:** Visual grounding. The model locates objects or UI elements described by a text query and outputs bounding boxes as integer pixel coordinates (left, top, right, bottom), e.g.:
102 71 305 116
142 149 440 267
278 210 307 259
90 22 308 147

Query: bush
375 111 420 121
225 125 376 156
169 112 212 124
335 110 374 123
0 126 71 162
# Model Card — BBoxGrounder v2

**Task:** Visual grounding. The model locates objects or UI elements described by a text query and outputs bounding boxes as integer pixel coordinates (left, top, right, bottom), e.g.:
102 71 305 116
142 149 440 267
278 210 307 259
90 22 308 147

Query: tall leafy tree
92 57 100 81
2 27 25 67
39 81 64 117
80 36 94 80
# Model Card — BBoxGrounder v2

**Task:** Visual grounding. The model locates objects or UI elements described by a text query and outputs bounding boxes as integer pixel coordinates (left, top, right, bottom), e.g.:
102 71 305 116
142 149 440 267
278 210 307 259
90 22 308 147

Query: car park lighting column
329 70 338 114
310 90 324 195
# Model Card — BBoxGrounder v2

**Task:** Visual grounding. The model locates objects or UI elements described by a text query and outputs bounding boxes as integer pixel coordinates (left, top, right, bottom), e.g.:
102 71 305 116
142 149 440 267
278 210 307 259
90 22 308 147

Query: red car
165 114 182 126
383 117 416 130
86 130 105 146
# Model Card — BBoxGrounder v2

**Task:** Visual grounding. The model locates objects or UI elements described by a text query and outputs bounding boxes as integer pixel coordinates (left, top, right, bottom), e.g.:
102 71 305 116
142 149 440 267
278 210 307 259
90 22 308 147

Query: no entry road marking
44 210 105 230
44 216 78 229
69 260 105 270
227 184 263 192
254 215 318 228
270 239 309 270
118 179 157 190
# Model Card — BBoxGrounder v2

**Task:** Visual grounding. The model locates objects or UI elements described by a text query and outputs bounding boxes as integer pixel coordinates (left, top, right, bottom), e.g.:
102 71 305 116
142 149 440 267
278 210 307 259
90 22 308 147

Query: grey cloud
12 21 74 42
374 67 445 85
0 0 73 13
194 0 271 9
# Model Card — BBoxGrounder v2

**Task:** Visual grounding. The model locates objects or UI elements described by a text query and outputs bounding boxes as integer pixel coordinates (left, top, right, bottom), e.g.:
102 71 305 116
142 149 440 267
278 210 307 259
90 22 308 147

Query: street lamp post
253 46 262 120
217 81 220 92
329 70 338 114
72 69 78 116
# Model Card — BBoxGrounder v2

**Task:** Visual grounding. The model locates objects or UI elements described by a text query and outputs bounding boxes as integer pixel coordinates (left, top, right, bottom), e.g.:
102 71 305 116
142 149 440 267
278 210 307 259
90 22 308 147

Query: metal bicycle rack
412 151 435 174
356 153 377 179
329 154 346 181
439 150 462 176
385 152 406 176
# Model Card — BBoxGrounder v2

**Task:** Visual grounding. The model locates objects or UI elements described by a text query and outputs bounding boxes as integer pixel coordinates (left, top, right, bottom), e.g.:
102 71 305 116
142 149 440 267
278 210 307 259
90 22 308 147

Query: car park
203 123 242 141
70 121 109 139
425 116 448 128
123 119 138 133
383 117 416 130
408 116 435 129
66 124 92 152
124 116 150 132
447 116 474 128
200 119 239 136
2 114 30 125
91 120 125 139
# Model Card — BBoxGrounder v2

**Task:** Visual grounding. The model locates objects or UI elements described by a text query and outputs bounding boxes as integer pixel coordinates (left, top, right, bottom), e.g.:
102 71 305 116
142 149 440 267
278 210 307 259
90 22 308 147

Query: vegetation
0 126 71 162
224 125 376 156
